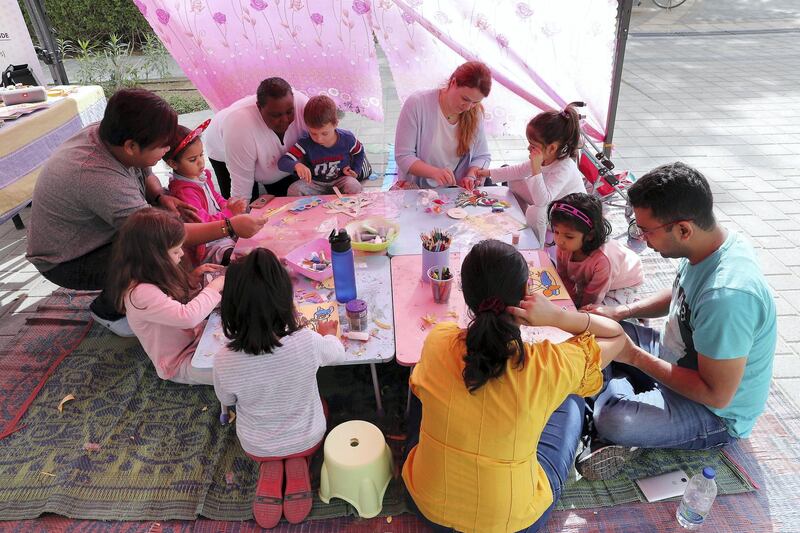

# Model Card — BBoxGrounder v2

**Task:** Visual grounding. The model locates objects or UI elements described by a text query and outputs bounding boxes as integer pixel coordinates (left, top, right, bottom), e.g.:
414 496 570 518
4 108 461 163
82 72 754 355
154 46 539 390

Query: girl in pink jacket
107 208 225 385
164 121 247 265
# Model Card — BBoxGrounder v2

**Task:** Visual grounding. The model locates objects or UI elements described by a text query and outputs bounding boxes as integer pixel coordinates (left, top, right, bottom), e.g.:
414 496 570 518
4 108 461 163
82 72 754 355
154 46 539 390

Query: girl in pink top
164 121 248 265
548 193 643 308
107 208 225 386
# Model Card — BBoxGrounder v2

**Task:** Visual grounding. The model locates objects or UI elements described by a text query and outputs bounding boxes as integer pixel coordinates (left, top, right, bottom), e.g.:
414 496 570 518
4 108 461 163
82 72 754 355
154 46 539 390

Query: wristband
153 193 164 206
224 217 237 239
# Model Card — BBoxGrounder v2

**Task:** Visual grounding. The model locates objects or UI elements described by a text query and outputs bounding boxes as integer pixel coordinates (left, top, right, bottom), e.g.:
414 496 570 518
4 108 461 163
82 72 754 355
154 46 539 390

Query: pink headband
550 202 593 229
173 118 210 156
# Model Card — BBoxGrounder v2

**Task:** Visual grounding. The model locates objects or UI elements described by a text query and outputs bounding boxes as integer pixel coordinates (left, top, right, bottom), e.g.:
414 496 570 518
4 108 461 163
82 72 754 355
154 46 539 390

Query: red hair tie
477 297 505 315
173 118 211 157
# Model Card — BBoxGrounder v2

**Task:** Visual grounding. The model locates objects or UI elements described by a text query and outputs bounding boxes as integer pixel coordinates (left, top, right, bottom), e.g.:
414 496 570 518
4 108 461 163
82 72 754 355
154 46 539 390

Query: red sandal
283 456 314 524
253 460 283 528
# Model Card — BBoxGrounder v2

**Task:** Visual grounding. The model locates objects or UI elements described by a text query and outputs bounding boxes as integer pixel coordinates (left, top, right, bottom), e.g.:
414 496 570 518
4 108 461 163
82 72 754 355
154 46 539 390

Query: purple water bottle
329 229 357 303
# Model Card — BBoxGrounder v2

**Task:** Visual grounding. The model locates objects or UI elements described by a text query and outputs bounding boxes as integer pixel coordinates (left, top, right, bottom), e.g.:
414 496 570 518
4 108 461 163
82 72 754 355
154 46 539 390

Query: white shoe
90 312 137 338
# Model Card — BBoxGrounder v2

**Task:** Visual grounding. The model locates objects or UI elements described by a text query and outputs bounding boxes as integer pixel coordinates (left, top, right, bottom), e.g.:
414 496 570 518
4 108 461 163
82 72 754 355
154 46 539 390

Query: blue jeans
405 395 585 533
593 321 736 450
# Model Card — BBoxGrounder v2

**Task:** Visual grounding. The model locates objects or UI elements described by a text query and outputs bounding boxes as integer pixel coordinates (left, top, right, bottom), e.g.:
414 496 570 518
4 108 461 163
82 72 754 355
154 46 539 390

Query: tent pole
20 0 69 85
604 0 633 158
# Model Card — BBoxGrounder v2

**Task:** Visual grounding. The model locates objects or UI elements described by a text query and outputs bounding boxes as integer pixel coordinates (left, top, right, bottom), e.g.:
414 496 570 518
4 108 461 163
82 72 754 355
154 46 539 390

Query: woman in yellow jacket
402 239 632 533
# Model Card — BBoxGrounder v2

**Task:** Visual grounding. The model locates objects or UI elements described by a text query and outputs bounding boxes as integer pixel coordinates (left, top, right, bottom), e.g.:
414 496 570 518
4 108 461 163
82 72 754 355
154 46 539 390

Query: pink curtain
133 0 618 139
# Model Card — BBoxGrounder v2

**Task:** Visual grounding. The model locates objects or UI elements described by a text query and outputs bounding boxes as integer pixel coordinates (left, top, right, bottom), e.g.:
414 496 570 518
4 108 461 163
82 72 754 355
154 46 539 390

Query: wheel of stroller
652 0 687 8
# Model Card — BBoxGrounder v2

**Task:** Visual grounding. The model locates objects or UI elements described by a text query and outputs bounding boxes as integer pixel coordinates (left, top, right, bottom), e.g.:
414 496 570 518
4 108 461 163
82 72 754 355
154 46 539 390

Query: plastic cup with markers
427 266 454 304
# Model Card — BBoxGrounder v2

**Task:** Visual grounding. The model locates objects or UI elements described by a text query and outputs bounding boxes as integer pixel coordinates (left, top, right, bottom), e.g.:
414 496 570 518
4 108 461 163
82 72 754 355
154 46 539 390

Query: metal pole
20 0 69 85
604 0 634 158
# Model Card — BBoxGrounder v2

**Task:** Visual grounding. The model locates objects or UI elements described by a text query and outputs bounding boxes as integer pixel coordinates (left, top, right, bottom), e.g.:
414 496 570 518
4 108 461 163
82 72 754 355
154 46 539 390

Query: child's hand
316 320 339 337
528 148 544 176
226 197 247 215
506 293 562 327
208 274 226 292
342 166 358 178
475 168 491 179
295 163 312 183
190 263 224 288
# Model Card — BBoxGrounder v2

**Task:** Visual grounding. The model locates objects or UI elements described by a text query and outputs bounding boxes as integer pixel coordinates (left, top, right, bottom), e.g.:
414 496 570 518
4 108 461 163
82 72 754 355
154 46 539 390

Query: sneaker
283 457 314 524
576 441 641 481
90 312 137 338
253 460 284 528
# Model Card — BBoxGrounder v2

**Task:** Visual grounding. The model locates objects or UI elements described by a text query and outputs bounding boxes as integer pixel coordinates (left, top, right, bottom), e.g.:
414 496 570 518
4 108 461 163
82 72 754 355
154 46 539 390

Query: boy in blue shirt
279 95 366 196
577 162 777 480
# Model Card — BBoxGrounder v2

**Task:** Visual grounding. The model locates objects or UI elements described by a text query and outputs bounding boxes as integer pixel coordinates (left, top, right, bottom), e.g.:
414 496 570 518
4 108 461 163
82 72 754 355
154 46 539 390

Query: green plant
139 32 171 80
161 93 210 115
75 38 100 86
101 33 140 91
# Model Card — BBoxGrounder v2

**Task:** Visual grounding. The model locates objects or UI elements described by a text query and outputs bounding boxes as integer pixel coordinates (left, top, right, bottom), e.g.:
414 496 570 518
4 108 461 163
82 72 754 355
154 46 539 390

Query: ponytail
459 240 529 393
463 297 525 392
456 103 484 157
527 101 583 160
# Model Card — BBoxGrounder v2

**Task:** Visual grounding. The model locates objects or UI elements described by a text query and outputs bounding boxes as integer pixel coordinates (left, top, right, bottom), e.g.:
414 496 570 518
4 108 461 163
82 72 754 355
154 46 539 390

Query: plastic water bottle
677 467 717 529
329 229 357 303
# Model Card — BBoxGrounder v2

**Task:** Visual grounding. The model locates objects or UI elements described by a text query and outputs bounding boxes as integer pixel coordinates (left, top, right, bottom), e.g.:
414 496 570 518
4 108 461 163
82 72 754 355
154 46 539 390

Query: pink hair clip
551 202 593 228
173 118 211 156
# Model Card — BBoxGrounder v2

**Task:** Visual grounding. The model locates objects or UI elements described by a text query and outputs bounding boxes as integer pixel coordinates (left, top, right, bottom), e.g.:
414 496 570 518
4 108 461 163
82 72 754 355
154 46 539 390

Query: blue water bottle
329 229 357 303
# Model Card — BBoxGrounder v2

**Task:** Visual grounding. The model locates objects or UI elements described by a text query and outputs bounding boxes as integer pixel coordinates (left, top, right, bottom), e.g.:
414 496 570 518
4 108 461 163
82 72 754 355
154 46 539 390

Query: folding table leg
369 363 384 416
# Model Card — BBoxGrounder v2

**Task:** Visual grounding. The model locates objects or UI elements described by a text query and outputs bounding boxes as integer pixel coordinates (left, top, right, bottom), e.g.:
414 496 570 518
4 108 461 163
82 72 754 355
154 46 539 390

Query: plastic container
284 238 333 282
677 467 717 530
329 229 357 303
346 217 400 253
427 266 453 303
346 299 368 331
421 248 449 283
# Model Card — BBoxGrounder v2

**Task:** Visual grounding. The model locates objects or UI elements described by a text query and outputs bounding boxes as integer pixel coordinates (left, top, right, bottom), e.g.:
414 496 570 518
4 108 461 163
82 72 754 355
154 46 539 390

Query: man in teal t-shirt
577 162 776 480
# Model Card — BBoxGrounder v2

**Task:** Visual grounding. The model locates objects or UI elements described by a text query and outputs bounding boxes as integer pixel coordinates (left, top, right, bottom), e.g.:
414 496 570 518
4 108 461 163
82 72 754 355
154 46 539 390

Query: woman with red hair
394 61 492 189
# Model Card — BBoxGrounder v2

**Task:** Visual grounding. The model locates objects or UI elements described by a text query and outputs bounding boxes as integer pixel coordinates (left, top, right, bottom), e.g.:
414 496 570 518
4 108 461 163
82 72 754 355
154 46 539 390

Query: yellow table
0 85 106 228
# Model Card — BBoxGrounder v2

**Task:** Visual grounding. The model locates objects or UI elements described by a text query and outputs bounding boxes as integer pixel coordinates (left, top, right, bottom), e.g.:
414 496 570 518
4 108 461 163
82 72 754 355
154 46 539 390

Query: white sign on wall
0 0 48 84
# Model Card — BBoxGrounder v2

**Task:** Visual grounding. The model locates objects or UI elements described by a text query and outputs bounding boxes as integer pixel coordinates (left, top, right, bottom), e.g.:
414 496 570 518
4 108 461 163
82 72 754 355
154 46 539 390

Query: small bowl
346 217 400 252
284 238 333 282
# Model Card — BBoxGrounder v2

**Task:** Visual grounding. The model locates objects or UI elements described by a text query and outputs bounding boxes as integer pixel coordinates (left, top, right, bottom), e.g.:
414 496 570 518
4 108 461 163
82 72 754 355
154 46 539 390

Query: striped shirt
213 328 347 457
277 129 365 183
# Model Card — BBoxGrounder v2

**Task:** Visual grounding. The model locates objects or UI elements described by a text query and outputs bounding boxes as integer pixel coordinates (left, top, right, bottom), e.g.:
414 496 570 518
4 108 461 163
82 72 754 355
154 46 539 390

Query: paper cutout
455 190 511 208
527 267 570 300
296 302 341 336
457 212 526 239
290 196 322 213
324 195 374 218
57 394 76 412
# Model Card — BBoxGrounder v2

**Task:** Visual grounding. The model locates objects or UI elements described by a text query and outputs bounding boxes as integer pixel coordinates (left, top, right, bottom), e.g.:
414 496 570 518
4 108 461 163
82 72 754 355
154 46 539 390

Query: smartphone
635 470 690 502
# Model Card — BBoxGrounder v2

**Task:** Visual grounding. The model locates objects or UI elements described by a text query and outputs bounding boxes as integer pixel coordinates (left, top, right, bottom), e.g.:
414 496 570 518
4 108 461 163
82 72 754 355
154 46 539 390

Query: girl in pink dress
548 193 643 308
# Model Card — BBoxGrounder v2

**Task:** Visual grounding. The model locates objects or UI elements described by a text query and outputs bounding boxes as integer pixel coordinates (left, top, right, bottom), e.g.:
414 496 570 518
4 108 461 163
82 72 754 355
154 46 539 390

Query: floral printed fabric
134 0 617 138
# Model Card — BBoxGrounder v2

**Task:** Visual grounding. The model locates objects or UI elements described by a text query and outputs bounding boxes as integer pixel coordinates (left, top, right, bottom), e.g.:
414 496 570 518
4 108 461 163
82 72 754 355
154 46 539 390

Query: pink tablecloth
391 249 576 366
235 192 398 258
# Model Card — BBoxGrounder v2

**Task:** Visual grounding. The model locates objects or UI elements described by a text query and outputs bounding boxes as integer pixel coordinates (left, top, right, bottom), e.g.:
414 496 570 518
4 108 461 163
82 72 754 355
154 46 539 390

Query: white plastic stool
319 420 393 518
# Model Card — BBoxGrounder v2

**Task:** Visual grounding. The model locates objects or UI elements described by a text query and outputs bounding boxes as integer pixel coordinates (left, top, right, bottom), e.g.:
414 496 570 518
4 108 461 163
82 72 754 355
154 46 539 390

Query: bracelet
622 304 632 319
221 220 229 237
153 192 164 205
224 217 237 239
582 311 591 333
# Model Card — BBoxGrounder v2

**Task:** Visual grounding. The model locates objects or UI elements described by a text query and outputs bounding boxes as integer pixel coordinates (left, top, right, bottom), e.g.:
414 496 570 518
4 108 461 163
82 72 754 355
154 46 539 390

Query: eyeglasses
628 219 693 241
